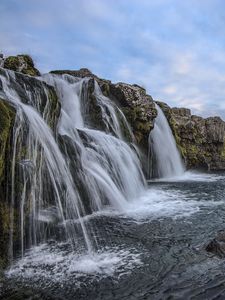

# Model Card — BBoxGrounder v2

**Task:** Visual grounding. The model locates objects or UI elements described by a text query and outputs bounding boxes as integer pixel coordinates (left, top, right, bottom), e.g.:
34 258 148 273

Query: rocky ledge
2 54 225 171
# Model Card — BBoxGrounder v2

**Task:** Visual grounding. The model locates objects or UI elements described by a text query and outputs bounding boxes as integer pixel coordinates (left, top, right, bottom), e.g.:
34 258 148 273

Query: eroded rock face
2 54 40 76
157 101 225 170
109 83 157 149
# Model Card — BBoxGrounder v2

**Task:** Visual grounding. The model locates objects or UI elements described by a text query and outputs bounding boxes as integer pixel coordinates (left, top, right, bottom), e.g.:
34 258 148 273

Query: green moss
0 99 15 184
4 55 40 76
0 202 12 268
4 56 20 71
135 121 151 132
46 88 61 130
221 140 225 159
101 82 110 97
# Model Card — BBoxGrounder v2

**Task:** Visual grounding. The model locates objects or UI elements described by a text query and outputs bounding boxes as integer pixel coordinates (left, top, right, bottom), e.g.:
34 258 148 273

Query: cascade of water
43 74 145 213
93 81 135 141
149 103 185 178
0 69 146 260
0 69 93 259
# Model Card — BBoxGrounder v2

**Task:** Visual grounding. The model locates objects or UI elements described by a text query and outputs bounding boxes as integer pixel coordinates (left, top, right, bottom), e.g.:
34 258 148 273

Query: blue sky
1 0 225 119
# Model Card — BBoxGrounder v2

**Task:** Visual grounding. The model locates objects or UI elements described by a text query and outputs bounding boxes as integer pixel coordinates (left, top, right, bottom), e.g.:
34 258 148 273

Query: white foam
6 243 142 282
148 171 225 183
87 187 224 222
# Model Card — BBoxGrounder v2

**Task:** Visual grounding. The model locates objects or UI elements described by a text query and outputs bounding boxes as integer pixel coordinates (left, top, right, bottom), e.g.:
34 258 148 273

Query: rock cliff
157 101 225 170
2 54 225 173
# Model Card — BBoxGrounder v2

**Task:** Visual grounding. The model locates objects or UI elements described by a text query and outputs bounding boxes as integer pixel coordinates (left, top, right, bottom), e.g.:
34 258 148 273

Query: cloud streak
1 0 225 118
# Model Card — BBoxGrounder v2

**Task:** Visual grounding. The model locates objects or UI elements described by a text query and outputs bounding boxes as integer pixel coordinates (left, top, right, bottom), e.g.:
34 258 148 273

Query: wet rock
108 82 157 149
205 232 225 258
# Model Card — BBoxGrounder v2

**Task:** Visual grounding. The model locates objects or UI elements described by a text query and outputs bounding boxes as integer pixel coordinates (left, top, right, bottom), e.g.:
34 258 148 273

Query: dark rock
109 82 157 149
205 232 225 258
51 68 98 79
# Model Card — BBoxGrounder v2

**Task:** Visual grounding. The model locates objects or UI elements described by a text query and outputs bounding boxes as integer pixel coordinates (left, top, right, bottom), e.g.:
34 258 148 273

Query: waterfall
0 68 146 260
43 74 145 212
149 103 185 178
0 69 92 258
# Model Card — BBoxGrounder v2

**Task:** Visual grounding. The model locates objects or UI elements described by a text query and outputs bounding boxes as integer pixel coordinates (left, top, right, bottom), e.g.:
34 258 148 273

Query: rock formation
157 101 225 170
1 53 225 267
1 54 40 76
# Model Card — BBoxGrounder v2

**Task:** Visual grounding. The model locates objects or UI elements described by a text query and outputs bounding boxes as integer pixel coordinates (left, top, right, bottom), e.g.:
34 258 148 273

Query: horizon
1 0 225 119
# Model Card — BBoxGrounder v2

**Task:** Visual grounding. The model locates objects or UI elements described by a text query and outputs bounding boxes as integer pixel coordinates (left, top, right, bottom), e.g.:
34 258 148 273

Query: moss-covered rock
3 54 40 76
0 99 16 268
0 100 15 184
157 101 225 170
109 83 157 149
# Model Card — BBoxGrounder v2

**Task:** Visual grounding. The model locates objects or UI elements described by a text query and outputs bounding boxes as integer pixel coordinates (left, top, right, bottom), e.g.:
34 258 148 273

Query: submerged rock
205 232 225 258
0 99 16 268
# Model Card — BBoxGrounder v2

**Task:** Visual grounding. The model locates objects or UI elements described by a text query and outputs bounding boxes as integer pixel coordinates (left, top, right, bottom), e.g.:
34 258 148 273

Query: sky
1 0 225 119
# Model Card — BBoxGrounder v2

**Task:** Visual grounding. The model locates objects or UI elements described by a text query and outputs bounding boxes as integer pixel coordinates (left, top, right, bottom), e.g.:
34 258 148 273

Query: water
149 103 185 179
1 69 225 299
0 69 145 260
2 172 225 299
42 73 145 213
0 69 92 255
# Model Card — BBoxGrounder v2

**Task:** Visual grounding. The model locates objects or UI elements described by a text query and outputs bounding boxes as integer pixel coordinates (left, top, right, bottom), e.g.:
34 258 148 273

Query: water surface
2 172 225 300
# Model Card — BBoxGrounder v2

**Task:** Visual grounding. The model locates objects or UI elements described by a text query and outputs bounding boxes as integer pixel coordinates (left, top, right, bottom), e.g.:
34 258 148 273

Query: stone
205 232 225 258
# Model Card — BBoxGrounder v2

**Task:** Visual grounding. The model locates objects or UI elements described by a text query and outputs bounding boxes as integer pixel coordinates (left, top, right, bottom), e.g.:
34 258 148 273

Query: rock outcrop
2 54 40 76
157 101 225 170
0 99 16 268
109 83 157 149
